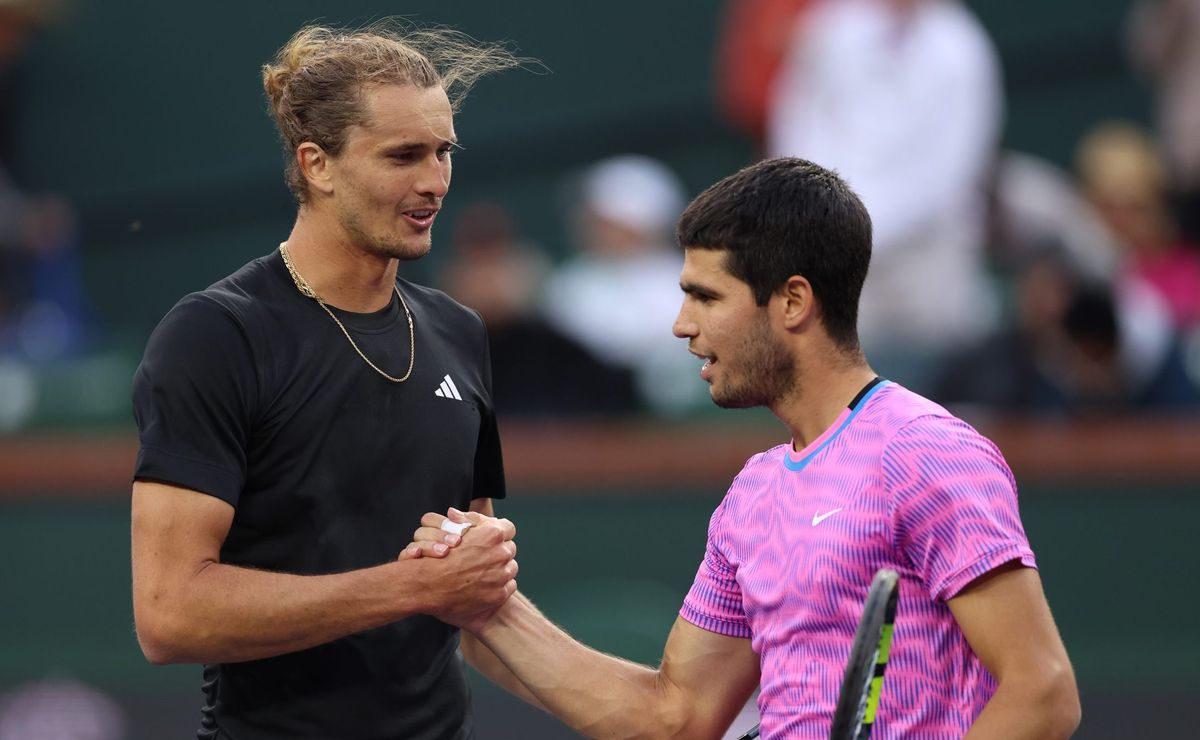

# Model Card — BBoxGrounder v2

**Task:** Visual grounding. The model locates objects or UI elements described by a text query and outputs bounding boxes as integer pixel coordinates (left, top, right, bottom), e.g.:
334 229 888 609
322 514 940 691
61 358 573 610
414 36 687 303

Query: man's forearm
460 631 546 710
476 592 684 740
964 671 1081 740
137 559 428 664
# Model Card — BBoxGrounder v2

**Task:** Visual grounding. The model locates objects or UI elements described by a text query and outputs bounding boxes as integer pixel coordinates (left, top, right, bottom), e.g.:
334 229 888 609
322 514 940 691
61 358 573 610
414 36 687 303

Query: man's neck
772 351 878 451
282 208 398 313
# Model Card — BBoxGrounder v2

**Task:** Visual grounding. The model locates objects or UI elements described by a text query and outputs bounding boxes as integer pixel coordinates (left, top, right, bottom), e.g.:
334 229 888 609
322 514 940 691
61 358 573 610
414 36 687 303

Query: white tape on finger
439 519 473 536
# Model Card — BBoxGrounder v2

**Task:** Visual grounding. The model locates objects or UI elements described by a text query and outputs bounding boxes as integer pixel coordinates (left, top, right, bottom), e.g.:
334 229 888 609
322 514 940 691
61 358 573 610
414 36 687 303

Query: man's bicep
660 617 759 739
132 481 235 599
947 563 1072 679
131 480 237 659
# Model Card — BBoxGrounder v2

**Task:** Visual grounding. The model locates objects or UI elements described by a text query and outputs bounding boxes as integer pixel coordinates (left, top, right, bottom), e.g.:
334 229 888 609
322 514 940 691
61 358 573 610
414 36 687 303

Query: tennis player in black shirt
131 23 524 739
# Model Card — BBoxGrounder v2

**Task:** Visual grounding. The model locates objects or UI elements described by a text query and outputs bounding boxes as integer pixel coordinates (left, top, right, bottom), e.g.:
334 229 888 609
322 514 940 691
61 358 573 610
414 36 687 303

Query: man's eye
436 147 454 161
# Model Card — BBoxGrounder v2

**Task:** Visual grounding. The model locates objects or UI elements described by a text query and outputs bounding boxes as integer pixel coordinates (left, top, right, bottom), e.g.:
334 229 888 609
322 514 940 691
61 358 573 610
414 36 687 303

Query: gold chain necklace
279 243 415 383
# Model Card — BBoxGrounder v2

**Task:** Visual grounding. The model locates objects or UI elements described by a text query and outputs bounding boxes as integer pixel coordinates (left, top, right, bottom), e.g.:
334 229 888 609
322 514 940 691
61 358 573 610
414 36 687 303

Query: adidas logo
434 374 463 401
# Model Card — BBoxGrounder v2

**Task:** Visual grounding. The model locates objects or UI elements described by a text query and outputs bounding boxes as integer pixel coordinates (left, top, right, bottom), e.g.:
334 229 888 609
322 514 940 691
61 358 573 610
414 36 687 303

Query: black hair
676 157 873 349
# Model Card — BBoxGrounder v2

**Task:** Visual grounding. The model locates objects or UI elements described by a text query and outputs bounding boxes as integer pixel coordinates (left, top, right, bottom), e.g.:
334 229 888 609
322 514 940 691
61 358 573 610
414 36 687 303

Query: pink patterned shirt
680 380 1036 739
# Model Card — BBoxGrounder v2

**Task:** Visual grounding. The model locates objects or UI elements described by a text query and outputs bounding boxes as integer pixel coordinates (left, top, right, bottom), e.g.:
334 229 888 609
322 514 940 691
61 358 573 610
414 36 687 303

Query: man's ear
779 275 815 330
297 142 335 197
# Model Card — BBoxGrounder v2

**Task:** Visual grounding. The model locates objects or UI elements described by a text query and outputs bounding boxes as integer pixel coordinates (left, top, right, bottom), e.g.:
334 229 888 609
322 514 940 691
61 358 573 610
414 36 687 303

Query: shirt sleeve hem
134 445 243 507
679 606 752 639
933 545 1038 602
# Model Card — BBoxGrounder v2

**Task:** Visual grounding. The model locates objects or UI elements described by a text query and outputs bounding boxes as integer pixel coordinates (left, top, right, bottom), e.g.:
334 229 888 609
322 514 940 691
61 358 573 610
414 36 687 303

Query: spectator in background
0 181 83 361
1128 0 1200 242
945 131 1200 416
986 150 1122 285
937 246 1200 415
1076 120 1200 333
441 201 639 417
0 0 85 362
541 155 707 413
713 0 812 149
766 0 1003 393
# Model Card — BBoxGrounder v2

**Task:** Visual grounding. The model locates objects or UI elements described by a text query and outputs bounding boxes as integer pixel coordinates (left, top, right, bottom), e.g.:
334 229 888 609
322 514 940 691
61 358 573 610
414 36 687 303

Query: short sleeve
472 404 506 501
680 502 751 638
883 417 1036 602
472 310 506 501
132 295 258 506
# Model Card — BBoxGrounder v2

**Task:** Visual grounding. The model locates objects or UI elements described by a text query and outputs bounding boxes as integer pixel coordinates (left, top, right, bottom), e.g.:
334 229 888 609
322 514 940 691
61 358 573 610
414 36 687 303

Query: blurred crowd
709 0 1200 417
0 0 84 362
436 0 1200 420
4 0 1200 428
0 0 90 430
439 156 710 419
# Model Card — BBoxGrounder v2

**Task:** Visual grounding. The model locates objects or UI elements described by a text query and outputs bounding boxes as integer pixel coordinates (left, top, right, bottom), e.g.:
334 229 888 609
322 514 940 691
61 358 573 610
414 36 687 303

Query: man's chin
710 387 760 410
373 239 432 262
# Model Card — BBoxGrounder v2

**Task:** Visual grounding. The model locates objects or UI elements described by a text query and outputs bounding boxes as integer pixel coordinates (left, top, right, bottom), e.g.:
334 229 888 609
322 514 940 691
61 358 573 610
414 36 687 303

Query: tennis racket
735 568 900 740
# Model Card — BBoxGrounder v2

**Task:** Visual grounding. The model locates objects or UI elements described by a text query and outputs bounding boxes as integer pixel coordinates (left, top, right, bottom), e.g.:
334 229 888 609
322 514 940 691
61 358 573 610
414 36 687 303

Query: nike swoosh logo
812 508 843 526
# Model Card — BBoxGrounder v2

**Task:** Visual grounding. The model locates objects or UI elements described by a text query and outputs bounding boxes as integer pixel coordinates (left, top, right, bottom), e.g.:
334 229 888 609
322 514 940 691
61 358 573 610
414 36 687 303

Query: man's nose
673 307 697 339
416 157 450 198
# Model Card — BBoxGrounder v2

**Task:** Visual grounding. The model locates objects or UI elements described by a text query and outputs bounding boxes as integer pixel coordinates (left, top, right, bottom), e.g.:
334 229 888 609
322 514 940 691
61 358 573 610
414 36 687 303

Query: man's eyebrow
382 142 425 154
381 138 463 154
680 281 718 297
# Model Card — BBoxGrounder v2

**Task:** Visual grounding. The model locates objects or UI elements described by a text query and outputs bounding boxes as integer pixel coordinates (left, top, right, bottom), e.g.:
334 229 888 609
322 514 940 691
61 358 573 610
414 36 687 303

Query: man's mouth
690 348 716 381
401 208 439 229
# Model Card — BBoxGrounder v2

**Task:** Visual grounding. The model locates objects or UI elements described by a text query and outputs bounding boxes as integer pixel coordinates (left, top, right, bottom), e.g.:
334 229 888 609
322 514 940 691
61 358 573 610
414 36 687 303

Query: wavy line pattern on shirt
679 383 1036 739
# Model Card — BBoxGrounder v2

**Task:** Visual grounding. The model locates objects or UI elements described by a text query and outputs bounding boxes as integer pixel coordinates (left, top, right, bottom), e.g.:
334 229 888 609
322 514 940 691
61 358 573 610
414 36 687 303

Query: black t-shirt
133 249 505 740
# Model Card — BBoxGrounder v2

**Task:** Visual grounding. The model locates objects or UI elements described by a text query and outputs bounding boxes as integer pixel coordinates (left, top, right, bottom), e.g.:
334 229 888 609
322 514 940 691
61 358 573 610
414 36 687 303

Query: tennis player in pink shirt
409 158 1080 739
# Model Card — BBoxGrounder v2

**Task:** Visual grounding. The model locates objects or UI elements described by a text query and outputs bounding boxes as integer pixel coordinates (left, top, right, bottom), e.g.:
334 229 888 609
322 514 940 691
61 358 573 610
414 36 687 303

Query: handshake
398 508 519 633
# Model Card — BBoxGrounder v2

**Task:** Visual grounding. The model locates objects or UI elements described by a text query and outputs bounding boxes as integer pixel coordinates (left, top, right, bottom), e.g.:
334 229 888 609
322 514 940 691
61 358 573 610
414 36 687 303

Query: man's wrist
387 558 437 619
476 589 523 642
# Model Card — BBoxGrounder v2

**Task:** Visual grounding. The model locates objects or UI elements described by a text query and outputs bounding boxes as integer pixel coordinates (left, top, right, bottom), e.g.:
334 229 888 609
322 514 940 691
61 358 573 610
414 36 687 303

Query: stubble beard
340 204 433 262
710 317 797 410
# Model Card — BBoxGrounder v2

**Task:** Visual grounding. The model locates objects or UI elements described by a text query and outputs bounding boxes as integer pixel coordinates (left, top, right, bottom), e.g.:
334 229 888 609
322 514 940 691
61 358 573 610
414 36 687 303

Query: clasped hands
399 508 518 632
